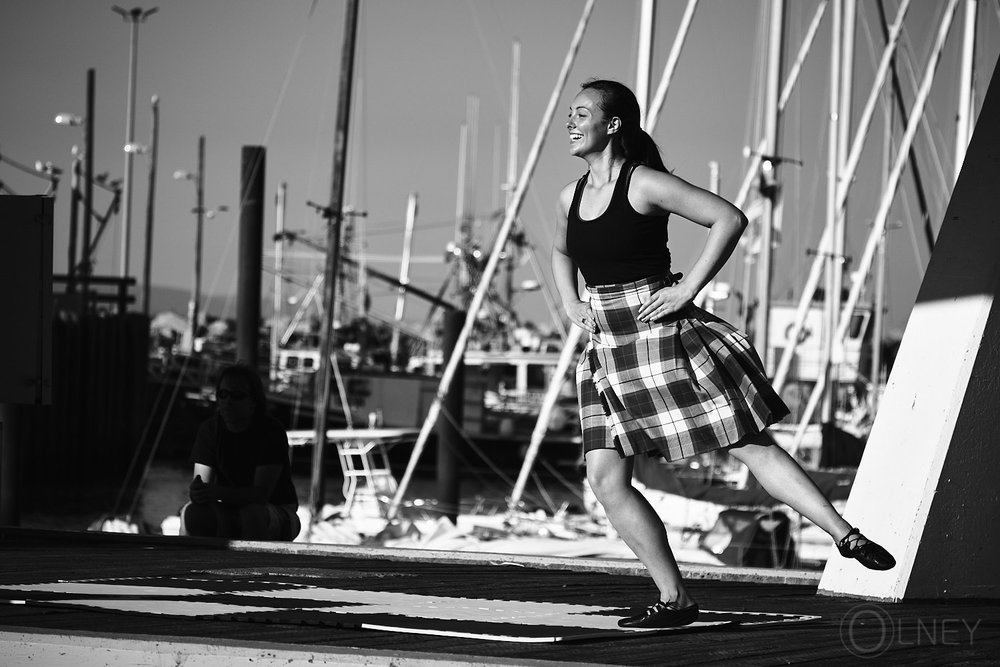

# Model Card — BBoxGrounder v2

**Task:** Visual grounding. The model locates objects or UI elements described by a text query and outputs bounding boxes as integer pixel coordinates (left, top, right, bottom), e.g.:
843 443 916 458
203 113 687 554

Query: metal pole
955 0 978 184
734 0 827 211
508 323 584 515
454 123 469 299
142 95 159 317
871 68 894 415
820 0 842 426
311 0 361 523
82 69 95 314
68 146 81 293
390 192 417 368
388 0 596 521
876 0 936 252
753 0 784 365
271 182 287 381
189 135 205 352
112 6 157 282
504 41 521 309
789 0 961 454
772 0 912 393
636 0 655 129
834 0 960 347
646 0 699 135
694 161 721 311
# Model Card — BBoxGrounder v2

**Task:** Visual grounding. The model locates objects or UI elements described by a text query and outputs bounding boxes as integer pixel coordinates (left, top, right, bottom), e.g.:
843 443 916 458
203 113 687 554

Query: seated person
180 363 300 540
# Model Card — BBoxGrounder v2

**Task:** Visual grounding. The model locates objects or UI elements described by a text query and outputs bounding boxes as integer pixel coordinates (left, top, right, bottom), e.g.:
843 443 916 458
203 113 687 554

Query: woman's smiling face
567 89 611 157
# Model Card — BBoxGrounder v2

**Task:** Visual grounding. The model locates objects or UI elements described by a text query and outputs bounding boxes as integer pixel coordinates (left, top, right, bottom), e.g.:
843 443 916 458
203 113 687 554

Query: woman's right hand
565 299 597 334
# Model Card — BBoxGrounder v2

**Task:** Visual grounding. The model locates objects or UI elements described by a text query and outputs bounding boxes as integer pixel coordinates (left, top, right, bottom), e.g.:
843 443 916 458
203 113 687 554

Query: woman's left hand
637 283 694 323
189 475 216 504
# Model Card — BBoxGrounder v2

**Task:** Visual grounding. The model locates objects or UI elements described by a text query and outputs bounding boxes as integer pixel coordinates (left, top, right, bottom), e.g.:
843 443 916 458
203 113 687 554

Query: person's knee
587 463 627 504
181 502 217 537
238 504 271 539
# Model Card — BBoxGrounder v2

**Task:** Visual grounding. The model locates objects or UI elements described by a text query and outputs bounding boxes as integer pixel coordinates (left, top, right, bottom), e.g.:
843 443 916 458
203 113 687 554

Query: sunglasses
217 389 249 401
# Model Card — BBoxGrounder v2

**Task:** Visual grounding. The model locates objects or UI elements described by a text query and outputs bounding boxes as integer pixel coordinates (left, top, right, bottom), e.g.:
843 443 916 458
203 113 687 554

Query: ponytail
581 79 668 173
619 125 667 172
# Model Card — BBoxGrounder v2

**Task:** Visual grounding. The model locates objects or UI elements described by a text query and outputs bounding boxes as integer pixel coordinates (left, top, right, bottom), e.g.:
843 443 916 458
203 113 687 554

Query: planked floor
0 528 997 665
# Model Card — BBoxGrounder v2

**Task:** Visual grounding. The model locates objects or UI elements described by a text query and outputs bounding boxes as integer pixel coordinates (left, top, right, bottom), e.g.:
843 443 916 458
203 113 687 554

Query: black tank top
566 163 671 285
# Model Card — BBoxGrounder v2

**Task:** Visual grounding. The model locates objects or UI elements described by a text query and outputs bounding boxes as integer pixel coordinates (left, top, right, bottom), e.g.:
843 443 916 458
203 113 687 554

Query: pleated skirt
577 273 789 461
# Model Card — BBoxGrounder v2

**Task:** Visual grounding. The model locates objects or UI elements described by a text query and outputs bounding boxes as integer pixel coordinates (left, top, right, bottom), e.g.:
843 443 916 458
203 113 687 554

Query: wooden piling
436 310 466 522
237 146 265 370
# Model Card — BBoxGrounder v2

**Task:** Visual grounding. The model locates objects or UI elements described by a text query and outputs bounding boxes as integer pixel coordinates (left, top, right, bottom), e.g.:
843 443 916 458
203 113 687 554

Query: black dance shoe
837 527 896 571
618 600 700 628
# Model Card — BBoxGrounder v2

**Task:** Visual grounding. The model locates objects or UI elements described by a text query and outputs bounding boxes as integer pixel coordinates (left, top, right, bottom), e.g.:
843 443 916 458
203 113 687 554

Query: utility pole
83 68 96 315
142 95 159 317
175 136 206 352
112 5 157 285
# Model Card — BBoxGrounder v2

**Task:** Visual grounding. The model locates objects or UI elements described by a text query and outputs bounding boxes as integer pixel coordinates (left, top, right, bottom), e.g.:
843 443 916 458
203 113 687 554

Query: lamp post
55 113 85 294
174 135 227 354
125 95 159 317
112 5 157 287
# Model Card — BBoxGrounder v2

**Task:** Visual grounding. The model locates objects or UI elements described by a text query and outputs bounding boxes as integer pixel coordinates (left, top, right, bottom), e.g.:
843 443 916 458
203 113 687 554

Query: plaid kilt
577 273 789 461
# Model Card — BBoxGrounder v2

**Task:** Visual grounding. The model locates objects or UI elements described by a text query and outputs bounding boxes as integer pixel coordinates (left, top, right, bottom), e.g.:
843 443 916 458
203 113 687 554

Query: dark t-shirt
566 162 672 285
190 413 298 507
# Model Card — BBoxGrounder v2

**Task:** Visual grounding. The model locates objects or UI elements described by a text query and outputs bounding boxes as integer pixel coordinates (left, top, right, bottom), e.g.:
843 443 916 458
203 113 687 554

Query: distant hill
147 284 271 319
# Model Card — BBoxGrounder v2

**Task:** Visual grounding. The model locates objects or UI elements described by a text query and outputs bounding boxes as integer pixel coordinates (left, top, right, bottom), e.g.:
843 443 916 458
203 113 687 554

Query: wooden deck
0 527 996 665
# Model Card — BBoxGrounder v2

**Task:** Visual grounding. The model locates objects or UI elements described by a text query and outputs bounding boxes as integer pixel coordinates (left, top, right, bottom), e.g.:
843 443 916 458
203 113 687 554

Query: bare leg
727 433 852 542
180 502 239 538
586 449 694 606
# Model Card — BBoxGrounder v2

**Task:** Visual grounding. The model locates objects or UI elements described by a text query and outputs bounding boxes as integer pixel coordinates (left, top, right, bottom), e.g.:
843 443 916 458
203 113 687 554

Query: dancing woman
552 79 894 629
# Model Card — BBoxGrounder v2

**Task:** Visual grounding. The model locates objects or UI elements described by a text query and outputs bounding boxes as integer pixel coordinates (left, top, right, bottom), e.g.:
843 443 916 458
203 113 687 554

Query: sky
2 0 998 342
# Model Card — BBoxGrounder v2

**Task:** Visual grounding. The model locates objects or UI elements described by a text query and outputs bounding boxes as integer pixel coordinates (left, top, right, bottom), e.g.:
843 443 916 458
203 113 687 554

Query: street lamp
112 5 158 285
54 113 83 127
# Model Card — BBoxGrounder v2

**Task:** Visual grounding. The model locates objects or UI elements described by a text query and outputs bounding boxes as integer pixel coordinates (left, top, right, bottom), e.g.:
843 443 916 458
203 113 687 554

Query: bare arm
552 183 596 334
630 167 747 322
189 462 282 507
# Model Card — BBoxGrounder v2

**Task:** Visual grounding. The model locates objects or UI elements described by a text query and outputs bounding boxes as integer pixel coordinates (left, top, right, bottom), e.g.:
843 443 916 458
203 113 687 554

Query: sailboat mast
871 92 892 415
645 0 698 135
636 0 655 128
825 0 855 425
753 0 784 367
270 181 286 382
820 0 843 425
773 0 912 395
310 0 361 522
789 0 961 454
390 192 418 368
503 41 521 308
